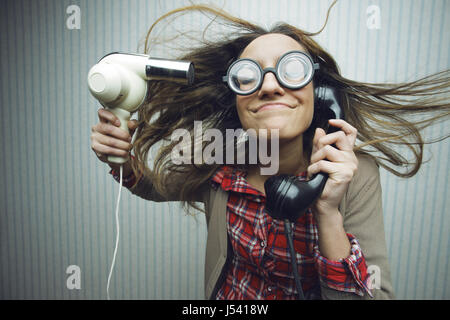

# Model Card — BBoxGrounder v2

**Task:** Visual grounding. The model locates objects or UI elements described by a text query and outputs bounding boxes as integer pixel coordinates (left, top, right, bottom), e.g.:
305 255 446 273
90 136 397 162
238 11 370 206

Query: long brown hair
131 4 450 210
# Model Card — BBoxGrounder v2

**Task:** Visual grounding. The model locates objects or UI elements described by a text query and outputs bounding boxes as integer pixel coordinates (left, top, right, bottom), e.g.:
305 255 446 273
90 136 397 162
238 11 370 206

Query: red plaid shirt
211 165 372 300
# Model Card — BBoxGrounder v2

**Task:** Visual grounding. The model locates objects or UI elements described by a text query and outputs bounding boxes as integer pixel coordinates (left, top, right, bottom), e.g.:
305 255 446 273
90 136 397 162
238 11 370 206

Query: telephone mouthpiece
264 173 327 222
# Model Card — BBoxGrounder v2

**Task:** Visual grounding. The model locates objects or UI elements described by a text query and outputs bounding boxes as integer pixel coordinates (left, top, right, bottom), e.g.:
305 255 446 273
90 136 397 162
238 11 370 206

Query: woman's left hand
307 119 358 217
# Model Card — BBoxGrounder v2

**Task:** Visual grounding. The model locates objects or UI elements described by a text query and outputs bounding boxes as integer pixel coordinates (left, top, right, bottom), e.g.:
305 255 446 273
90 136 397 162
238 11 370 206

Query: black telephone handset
263 84 343 300
264 84 344 222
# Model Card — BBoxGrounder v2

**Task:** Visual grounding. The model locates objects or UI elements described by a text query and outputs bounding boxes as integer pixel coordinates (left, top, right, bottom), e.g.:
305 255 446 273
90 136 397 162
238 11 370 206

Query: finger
91 141 130 158
308 159 357 182
307 159 336 177
307 159 351 178
92 132 133 151
328 119 357 145
97 122 133 142
94 150 107 162
310 144 343 164
98 108 121 126
317 130 354 151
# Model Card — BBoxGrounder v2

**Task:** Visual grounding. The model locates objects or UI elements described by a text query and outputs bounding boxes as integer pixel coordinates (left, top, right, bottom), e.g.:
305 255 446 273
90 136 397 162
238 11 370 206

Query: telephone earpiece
264 84 344 222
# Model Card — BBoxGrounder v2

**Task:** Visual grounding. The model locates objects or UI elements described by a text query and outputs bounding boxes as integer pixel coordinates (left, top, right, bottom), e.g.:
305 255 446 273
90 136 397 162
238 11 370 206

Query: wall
0 0 448 299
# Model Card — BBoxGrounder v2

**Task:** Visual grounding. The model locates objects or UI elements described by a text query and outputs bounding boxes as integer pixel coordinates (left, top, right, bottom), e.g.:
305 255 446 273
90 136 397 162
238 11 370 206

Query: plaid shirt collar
211 165 307 195
211 166 260 196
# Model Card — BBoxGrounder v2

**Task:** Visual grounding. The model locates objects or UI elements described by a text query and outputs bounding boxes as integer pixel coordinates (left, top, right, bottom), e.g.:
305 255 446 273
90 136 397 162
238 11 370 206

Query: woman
90 4 449 300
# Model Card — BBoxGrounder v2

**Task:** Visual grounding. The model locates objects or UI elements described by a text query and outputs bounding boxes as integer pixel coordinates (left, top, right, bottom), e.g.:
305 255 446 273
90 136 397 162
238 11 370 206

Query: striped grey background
0 0 448 299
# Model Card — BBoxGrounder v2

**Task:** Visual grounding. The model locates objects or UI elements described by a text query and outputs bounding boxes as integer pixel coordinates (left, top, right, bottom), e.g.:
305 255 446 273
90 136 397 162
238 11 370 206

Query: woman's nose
258 72 285 98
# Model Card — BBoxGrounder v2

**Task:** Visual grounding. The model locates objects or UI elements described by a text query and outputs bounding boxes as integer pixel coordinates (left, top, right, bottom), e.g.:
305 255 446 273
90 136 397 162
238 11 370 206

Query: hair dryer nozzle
146 58 194 85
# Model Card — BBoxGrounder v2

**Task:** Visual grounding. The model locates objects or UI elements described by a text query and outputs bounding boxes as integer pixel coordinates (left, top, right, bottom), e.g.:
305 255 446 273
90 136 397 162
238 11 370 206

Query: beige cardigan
129 153 395 299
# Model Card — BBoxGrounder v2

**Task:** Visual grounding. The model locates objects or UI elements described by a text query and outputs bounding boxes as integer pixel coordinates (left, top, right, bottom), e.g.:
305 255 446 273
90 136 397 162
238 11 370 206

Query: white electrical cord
106 164 123 300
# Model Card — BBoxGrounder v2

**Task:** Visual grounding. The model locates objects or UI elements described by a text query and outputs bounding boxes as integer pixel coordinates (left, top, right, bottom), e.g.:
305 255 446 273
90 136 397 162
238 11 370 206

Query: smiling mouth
255 103 292 113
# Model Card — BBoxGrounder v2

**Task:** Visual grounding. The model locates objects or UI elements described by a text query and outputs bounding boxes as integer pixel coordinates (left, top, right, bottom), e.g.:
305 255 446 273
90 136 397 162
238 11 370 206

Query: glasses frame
222 50 320 96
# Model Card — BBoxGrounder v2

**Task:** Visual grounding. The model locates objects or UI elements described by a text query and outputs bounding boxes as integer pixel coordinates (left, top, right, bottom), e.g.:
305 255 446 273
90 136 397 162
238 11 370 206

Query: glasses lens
278 52 313 88
228 60 261 94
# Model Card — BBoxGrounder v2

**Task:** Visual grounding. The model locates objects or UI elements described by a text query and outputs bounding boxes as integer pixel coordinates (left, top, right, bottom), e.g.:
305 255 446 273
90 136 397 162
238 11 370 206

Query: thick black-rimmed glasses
222 50 319 96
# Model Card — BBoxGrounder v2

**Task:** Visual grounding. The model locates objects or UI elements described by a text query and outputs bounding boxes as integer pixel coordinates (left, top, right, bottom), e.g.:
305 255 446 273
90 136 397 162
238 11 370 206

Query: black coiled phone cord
284 219 305 300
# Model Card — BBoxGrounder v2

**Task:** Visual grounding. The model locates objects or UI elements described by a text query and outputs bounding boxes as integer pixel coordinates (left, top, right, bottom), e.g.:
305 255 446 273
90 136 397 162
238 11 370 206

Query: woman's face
236 33 314 141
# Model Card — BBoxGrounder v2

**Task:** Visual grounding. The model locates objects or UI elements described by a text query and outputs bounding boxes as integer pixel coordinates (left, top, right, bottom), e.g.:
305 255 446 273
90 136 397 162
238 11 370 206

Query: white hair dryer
87 52 194 163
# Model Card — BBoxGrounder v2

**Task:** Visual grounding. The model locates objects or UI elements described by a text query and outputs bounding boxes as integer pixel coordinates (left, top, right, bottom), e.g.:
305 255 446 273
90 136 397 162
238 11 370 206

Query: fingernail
115 120 121 126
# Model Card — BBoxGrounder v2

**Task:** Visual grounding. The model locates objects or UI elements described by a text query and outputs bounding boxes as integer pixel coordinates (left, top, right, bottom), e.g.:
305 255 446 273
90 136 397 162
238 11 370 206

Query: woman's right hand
91 108 138 173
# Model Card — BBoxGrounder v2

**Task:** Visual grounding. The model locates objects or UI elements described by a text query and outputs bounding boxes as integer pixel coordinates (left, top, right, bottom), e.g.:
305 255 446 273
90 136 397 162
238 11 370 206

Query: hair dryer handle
106 107 131 164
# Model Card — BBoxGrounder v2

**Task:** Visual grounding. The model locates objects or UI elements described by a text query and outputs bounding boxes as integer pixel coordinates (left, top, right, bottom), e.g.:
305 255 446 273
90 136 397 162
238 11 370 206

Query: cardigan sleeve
320 153 396 300
110 167 208 203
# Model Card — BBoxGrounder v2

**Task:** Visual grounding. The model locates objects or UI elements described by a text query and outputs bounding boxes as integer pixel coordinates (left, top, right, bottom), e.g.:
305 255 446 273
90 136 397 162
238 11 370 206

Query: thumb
128 119 139 136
